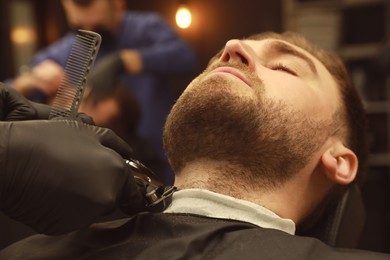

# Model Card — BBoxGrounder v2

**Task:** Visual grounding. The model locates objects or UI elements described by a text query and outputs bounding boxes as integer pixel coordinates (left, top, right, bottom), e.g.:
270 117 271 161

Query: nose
219 40 254 69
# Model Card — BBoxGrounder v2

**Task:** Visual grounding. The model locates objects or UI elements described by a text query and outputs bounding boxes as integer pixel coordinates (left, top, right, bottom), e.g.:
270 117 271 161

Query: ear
320 143 358 185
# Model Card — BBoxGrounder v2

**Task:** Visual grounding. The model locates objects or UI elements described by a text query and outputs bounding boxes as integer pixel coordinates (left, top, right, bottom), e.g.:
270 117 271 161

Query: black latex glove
0 82 37 121
87 52 124 103
0 119 146 235
0 82 94 124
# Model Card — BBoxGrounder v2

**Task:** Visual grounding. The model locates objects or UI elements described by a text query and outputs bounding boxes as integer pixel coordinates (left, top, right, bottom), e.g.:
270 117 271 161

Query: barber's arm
95 13 198 77
0 83 146 235
11 60 64 97
133 13 198 74
86 13 198 101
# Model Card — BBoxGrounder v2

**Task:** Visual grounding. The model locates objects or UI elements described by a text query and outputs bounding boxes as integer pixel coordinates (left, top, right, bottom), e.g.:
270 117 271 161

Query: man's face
202 38 340 122
164 38 342 187
61 0 121 36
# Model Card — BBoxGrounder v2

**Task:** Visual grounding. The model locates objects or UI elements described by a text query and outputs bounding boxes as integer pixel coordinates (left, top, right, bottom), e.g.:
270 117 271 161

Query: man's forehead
210 38 321 67
249 38 340 80
245 39 316 62
245 37 339 97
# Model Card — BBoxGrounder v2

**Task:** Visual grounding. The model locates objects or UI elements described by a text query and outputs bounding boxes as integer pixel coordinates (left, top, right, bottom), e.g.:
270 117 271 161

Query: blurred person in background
9 0 198 184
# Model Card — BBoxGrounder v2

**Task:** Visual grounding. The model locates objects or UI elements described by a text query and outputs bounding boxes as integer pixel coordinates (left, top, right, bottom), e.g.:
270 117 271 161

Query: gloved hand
0 82 37 121
0 82 94 124
0 119 147 235
87 52 124 103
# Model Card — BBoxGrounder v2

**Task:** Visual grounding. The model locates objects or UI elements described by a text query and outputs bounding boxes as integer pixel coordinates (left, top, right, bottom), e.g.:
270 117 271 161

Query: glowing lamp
176 5 192 29
11 27 35 45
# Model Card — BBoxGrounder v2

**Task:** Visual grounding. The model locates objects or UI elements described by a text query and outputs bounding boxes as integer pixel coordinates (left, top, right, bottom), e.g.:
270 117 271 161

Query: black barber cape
1 213 389 259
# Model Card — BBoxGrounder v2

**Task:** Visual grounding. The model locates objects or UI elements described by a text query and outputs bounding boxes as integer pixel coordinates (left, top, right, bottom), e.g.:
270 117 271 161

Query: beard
163 63 332 189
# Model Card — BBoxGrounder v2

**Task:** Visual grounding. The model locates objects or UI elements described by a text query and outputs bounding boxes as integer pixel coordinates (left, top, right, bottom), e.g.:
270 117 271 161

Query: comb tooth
57 86 75 95
57 90 78 99
65 67 87 80
49 29 101 119
54 93 75 102
53 102 72 109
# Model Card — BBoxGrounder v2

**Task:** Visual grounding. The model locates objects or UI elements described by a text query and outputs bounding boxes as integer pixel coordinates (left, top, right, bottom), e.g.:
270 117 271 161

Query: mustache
204 61 262 86
205 60 249 73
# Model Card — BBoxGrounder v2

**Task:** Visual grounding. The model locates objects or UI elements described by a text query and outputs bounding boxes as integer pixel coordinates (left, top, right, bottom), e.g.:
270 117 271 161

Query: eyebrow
266 41 318 75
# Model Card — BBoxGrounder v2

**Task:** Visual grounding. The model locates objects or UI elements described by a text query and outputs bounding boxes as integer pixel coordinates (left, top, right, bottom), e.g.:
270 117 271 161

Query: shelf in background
364 101 390 114
368 153 390 166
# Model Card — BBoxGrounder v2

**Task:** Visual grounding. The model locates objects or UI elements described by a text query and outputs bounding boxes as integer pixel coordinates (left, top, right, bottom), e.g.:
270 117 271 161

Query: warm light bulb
176 5 192 29
11 27 35 44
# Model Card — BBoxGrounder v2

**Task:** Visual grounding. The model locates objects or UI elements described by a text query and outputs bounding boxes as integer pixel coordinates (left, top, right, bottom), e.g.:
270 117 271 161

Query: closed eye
270 63 298 76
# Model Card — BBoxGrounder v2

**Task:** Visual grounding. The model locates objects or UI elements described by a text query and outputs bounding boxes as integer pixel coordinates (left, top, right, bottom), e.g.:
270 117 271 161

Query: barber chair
297 184 366 248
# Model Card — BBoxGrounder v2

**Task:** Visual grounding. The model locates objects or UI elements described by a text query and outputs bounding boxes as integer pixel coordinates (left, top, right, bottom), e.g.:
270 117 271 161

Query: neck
174 158 333 224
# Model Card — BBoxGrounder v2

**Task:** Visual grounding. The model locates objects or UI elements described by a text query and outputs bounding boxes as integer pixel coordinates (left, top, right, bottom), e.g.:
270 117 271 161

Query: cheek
261 75 329 117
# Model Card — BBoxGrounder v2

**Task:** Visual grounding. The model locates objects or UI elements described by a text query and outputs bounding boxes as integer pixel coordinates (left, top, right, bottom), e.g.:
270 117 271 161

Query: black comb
49 29 101 119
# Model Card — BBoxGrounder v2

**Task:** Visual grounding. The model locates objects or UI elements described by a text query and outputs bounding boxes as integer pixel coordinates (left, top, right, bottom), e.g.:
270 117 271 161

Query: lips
210 66 251 87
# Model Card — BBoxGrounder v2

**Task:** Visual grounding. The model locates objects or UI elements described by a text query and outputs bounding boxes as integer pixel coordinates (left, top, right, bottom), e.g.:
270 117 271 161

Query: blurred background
0 0 389 253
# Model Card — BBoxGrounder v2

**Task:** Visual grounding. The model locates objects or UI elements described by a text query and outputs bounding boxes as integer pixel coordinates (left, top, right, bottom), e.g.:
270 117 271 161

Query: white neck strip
164 189 295 235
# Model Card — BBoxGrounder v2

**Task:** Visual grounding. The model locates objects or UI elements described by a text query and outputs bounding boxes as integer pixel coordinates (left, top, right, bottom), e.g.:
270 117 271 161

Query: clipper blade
49 30 101 119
